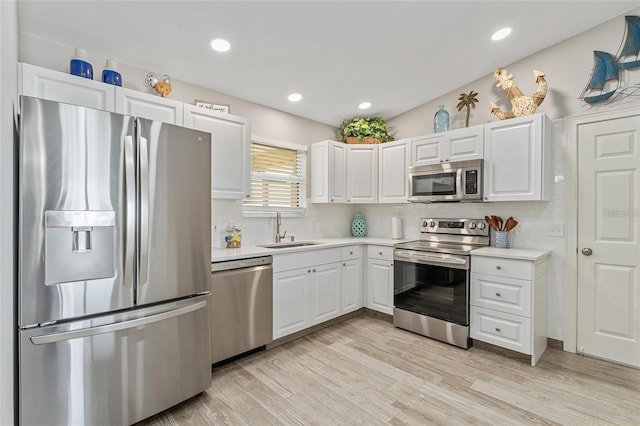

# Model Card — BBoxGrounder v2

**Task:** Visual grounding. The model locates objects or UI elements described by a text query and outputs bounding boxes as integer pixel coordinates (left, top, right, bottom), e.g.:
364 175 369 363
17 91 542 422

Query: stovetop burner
394 239 487 256
395 218 490 255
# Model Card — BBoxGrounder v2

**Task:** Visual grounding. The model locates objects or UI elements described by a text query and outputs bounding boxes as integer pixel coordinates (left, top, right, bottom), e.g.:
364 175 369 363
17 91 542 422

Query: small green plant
337 117 394 142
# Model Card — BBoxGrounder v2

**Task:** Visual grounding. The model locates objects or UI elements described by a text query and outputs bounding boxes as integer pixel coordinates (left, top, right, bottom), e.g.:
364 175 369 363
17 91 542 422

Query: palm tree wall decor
456 90 479 127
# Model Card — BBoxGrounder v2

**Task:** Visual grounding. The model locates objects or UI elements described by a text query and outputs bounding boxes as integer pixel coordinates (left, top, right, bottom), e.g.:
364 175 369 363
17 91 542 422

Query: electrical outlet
549 224 565 237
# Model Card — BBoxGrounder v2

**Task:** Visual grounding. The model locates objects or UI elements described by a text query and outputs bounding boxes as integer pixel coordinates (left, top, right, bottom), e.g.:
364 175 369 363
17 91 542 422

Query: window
243 138 307 217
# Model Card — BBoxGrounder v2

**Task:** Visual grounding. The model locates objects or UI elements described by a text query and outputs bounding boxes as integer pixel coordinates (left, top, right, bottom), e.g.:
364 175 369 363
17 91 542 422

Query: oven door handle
394 250 469 269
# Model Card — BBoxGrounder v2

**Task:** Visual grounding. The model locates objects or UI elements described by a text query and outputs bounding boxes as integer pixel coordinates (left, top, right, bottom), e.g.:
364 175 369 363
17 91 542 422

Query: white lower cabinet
366 246 394 315
310 263 341 325
470 249 550 366
341 246 362 314
273 267 310 339
274 247 360 340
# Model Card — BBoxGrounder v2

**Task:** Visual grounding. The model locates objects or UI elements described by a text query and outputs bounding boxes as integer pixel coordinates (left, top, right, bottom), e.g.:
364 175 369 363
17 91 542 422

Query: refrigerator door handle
124 135 136 288
30 299 207 345
139 128 150 287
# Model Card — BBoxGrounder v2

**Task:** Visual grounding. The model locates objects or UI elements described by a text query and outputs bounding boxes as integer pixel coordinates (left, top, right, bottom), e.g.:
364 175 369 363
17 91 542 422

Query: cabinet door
411 134 444 165
447 127 483 162
115 87 183 125
329 142 348 203
19 63 115 111
367 258 393 315
310 141 329 203
379 139 410 203
183 104 250 199
273 268 310 339
346 145 378 203
310 263 341 325
342 259 362 314
483 114 545 201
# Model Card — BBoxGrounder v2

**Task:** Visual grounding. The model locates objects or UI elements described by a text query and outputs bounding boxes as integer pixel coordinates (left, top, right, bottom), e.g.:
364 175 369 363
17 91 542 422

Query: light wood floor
139 314 640 425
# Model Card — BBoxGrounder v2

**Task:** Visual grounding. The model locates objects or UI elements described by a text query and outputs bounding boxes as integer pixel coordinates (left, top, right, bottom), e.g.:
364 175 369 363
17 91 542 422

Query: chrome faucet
275 211 286 243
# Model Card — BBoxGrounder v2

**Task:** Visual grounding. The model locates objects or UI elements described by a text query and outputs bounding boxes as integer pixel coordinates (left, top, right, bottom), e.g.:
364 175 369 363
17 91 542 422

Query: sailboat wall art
580 15 640 105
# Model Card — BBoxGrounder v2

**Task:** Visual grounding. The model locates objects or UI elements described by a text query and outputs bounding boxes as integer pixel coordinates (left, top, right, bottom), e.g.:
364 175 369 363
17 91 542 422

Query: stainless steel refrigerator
17 96 212 425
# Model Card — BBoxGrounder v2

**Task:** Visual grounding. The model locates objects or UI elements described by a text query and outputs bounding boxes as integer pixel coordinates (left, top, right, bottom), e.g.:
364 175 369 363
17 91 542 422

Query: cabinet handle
331 198 334 202
379 252 383 256
484 196 489 201
496 265 502 270
312 268 316 272
350 251 353 255
495 292 501 297
343 263 346 266
495 327 501 332
307 269 311 273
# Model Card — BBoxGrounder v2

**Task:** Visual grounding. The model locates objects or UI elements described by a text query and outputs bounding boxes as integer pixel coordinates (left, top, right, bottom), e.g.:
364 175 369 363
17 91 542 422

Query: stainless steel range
393 218 489 348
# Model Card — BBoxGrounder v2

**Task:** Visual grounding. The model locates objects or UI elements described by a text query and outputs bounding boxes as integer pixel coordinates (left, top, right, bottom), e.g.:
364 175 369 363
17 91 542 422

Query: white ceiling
17 1 640 126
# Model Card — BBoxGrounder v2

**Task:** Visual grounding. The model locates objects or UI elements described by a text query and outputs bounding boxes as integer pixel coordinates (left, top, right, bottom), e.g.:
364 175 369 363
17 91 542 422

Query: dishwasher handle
211 256 272 272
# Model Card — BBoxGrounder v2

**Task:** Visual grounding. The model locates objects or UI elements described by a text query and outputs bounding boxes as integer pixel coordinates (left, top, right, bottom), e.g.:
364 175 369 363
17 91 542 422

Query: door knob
581 247 593 256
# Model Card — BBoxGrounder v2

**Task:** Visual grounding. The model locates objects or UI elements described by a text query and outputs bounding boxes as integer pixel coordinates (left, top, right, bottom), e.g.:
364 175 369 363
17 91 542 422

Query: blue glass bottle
102 59 122 86
434 105 450 133
69 48 93 80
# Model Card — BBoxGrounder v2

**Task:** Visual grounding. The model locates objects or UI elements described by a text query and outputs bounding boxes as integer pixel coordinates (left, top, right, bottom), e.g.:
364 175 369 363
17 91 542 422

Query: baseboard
267 309 365 349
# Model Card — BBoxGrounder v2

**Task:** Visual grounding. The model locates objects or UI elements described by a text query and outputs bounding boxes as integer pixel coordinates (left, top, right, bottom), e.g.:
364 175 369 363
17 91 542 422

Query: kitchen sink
257 241 323 249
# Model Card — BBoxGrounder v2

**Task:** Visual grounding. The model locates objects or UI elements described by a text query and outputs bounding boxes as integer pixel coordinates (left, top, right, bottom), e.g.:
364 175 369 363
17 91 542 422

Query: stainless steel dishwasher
210 256 273 364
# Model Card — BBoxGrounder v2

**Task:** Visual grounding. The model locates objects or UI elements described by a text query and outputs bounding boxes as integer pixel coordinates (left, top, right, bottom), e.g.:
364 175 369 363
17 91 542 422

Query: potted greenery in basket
337 117 394 144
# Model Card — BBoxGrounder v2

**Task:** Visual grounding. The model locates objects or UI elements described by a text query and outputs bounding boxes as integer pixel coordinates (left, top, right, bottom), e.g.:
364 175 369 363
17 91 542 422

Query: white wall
388 7 640 137
0 1 19 424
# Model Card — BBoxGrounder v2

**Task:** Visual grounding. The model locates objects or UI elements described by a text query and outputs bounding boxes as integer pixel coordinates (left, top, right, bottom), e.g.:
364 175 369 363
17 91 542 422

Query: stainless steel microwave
408 159 483 202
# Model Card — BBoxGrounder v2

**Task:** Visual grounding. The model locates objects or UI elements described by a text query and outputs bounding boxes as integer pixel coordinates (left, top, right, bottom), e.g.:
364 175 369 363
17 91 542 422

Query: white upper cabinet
483 113 551 202
183 104 251 199
346 144 378 204
411 126 483 166
378 139 410 203
310 140 347 203
19 63 116 111
115 87 183 125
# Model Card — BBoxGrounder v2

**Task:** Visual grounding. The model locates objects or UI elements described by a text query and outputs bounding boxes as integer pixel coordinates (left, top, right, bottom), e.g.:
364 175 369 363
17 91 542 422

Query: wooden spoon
494 216 504 231
485 215 499 231
505 217 518 231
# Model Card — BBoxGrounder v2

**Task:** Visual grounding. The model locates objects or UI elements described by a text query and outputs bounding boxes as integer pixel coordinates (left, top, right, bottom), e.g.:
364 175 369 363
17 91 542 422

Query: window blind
243 141 306 216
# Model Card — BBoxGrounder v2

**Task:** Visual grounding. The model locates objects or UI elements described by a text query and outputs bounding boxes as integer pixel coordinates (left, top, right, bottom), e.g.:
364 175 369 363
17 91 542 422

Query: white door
577 112 640 367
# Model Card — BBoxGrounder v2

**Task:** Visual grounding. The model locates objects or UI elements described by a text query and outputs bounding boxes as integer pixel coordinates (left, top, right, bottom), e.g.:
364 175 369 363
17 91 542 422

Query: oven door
393 249 470 325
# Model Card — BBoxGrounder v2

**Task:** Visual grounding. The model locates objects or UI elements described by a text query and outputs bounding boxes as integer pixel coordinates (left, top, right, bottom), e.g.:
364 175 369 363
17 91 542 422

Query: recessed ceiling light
491 27 512 41
288 93 302 102
358 102 372 109
210 38 231 52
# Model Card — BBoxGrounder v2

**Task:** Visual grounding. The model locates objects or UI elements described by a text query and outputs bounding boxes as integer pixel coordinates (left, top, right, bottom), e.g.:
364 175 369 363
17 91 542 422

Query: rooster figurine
490 68 547 120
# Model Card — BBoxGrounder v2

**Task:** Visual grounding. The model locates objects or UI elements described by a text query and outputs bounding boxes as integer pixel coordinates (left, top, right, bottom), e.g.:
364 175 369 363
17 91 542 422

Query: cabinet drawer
367 245 393 261
471 273 531 317
471 256 532 280
471 306 531 354
342 245 361 260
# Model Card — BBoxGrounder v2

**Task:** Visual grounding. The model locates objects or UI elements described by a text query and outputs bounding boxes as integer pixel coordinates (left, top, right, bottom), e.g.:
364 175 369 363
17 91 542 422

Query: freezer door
18 96 136 326
19 295 211 426
136 118 211 305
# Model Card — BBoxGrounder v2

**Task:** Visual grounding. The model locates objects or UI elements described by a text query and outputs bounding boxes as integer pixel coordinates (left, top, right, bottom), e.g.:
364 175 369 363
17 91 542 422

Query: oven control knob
469 223 477 229
478 223 486 230
422 221 428 227
429 221 435 227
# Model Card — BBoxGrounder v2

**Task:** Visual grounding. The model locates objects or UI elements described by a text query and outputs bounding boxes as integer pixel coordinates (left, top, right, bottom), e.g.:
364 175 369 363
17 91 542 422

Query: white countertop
212 237 410 262
470 246 551 261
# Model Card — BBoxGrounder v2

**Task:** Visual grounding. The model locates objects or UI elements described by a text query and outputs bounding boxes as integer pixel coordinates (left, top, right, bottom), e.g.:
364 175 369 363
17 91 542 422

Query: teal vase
351 212 366 237
434 105 450 133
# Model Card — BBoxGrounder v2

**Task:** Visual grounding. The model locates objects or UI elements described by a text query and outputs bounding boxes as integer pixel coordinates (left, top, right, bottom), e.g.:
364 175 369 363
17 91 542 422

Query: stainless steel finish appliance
211 256 273 364
17 96 212 425
393 218 489 348
408 159 482 202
